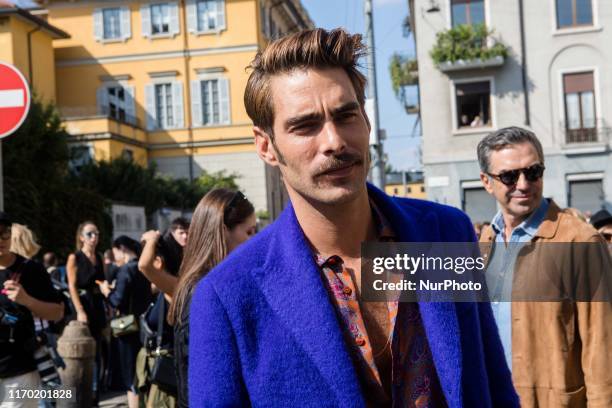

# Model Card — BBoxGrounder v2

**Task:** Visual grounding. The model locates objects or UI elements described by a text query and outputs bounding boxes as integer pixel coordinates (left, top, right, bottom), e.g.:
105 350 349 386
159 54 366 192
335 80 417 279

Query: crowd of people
1 27 612 408
0 187 256 408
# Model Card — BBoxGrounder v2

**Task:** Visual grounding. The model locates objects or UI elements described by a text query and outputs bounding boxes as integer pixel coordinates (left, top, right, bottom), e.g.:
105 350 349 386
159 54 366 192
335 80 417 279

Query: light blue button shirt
486 198 549 370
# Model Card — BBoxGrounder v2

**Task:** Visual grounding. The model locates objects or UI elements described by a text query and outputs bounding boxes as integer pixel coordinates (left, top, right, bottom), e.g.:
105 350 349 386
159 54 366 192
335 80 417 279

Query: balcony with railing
559 118 611 149
60 106 146 146
430 24 508 73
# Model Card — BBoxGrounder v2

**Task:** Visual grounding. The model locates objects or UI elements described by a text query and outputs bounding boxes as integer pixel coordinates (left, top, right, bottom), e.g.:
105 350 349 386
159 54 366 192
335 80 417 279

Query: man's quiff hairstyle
244 28 368 136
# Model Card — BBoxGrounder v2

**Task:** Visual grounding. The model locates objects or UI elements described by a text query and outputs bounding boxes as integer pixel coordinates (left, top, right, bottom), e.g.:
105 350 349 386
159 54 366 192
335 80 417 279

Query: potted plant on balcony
430 24 508 72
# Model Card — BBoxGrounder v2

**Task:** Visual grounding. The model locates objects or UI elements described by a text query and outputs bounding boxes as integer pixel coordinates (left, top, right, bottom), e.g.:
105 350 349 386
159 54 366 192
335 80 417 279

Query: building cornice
56 44 259 67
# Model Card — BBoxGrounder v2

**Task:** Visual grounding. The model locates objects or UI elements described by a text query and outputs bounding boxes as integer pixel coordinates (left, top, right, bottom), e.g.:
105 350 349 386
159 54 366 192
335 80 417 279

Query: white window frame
94 6 131 43
142 2 180 39
97 81 136 126
446 0 490 29
191 74 230 127
450 76 496 135
154 83 174 129
550 0 601 36
145 77 184 130
557 66 601 137
187 0 226 35
150 3 171 36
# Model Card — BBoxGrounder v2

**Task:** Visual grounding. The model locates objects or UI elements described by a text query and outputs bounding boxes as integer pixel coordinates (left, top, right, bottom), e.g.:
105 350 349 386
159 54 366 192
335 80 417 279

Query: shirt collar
491 198 550 238
314 196 396 268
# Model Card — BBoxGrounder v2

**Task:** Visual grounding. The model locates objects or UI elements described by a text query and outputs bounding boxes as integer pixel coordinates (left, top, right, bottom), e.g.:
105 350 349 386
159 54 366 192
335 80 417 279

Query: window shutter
96 87 109 115
563 72 594 94
219 78 230 124
93 8 103 41
124 86 136 125
216 0 226 30
190 80 202 127
145 84 157 130
186 0 197 33
141 4 151 38
121 6 131 40
172 82 184 128
170 2 180 36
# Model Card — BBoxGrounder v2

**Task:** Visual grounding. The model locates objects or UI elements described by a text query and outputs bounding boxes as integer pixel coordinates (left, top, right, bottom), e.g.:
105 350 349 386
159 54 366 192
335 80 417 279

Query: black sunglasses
83 231 99 239
487 164 545 186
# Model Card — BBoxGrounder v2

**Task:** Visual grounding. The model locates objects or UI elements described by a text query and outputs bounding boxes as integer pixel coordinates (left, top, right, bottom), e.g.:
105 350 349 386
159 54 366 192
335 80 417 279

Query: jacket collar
533 200 562 239
481 200 562 242
250 184 462 405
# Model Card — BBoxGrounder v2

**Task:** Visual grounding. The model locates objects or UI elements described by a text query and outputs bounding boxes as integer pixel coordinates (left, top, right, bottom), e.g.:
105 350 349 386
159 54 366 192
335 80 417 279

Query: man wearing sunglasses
477 127 612 407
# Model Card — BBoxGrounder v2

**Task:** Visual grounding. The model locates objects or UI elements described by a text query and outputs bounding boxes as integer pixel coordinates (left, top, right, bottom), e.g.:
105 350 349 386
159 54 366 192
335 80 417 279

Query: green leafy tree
3 97 111 257
70 158 239 215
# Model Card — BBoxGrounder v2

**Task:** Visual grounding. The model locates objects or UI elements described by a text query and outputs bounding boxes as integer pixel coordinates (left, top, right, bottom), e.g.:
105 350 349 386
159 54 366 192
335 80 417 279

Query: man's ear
480 172 494 194
254 126 279 167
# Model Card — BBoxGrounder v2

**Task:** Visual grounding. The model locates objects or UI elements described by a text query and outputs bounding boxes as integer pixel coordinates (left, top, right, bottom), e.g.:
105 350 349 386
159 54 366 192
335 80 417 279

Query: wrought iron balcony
560 119 611 145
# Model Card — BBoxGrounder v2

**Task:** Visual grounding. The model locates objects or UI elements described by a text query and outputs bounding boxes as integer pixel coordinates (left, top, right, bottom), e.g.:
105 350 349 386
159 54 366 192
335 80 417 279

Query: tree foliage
69 158 239 215
3 98 112 258
3 97 240 259
389 53 418 110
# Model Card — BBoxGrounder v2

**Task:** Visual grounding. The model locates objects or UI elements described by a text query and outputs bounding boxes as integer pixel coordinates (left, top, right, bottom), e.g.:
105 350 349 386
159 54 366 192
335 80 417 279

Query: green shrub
430 24 508 65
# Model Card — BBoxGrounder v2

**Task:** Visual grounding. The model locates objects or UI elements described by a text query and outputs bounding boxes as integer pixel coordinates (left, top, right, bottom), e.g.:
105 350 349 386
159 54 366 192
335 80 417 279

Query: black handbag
149 293 178 396
139 302 155 351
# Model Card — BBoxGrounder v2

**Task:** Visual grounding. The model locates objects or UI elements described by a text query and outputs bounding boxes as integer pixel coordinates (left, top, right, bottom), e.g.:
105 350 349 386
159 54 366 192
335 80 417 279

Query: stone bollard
56 321 96 408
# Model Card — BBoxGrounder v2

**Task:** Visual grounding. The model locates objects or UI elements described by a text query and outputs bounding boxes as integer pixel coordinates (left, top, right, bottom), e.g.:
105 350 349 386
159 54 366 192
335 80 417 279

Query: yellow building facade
0 6 68 103
385 182 426 200
42 0 312 211
384 171 427 199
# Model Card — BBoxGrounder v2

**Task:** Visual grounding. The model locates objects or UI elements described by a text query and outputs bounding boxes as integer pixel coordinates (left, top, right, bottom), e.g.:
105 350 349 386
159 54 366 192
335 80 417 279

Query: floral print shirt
315 204 446 408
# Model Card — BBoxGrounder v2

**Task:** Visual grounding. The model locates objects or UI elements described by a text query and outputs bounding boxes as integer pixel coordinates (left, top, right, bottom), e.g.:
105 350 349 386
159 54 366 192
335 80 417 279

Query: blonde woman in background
10 224 41 260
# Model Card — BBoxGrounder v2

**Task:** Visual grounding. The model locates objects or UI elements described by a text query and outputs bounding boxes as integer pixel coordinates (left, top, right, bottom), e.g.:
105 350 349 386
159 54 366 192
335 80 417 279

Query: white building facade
411 0 611 222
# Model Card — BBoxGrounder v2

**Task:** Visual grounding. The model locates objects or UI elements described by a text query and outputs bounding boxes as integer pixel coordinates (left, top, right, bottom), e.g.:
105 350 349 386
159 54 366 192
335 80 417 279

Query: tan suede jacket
480 201 612 408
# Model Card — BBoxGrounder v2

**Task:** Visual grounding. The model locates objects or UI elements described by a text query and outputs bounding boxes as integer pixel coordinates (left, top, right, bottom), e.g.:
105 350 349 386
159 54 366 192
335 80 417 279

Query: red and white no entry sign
0 62 31 139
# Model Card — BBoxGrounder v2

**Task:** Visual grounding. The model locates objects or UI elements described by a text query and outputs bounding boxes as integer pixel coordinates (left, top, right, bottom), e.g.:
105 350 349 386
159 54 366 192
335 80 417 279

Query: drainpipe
518 0 530 126
27 25 41 89
181 0 194 182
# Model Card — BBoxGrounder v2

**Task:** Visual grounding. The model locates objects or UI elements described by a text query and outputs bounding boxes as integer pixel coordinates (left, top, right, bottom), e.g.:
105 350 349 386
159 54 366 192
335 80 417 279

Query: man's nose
319 121 347 154
516 172 530 190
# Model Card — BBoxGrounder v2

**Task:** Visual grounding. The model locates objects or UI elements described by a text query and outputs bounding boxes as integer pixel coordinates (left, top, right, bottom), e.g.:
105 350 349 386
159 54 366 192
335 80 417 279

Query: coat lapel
251 185 463 406
368 185 463 406
250 203 364 404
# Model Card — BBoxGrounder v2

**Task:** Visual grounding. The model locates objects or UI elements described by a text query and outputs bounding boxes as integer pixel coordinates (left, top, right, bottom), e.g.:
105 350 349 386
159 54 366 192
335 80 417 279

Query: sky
302 0 421 171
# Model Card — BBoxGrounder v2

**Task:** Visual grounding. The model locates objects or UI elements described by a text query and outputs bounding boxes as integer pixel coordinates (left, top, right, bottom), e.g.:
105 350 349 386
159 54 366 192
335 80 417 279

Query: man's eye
338 113 357 121
293 123 316 133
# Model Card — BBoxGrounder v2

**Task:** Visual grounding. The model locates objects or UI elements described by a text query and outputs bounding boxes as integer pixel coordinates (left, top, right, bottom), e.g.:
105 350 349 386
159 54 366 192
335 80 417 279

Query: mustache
315 152 363 176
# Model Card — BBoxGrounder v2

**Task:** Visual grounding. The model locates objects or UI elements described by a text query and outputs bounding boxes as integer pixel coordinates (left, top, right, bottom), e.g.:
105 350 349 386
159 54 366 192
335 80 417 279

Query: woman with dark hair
66 221 107 402
135 228 185 406
99 236 152 408
138 188 256 407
